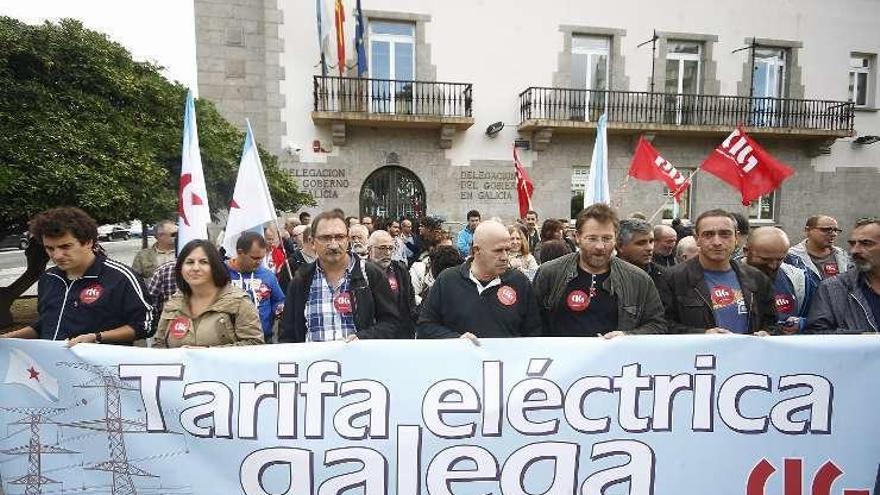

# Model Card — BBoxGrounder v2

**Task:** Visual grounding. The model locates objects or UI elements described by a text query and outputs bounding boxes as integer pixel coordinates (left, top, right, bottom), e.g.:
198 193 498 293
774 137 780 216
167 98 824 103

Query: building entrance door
360 166 426 220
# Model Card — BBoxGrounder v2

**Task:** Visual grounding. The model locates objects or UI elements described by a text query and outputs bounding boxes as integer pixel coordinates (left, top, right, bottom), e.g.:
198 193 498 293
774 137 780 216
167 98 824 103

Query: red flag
700 128 795 206
513 146 534 219
627 137 689 201
334 0 346 76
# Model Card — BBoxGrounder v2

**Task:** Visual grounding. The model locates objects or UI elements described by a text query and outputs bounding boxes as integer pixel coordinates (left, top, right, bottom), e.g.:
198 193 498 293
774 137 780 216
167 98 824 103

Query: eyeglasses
371 246 395 253
315 234 348 244
813 227 843 234
582 236 615 245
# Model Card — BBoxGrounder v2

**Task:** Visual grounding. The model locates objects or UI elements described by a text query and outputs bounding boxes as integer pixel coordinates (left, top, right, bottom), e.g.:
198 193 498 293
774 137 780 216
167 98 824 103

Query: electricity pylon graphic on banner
1 407 75 495
59 362 156 495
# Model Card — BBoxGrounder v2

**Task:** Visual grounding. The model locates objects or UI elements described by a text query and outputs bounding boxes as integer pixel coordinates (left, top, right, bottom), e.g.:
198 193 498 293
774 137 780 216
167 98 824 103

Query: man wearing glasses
131 220 177 280
280 210 400 343
533 203 666 338
658 209 777 335
807 218 880 333
368 230 417 338
788 215 851 282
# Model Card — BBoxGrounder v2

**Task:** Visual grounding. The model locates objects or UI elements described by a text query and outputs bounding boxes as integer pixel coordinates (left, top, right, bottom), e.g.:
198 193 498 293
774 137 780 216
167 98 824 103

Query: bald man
653 224 678 267
369 230 417 338
744 227 814 334
418 221 542 339
675 236 699 263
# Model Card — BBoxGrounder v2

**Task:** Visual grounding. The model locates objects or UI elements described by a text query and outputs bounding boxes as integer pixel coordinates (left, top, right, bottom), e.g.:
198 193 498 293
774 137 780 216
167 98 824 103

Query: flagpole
647 168 702 223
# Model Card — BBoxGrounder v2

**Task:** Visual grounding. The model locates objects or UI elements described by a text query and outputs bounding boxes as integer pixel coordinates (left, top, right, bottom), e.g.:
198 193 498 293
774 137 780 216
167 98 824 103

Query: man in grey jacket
533 203 666 338
806 218 880 333
788 215 850 282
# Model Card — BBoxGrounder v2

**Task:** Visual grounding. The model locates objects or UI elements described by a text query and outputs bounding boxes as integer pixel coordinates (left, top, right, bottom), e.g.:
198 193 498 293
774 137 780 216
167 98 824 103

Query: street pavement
0 238 149 296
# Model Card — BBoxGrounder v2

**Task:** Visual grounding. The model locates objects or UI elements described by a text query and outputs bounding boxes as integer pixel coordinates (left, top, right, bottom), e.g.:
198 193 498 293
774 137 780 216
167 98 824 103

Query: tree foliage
0 17 312 236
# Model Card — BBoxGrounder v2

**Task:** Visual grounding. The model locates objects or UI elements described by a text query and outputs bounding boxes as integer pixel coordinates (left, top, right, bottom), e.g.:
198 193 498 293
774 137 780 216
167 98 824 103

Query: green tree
0 17 313 328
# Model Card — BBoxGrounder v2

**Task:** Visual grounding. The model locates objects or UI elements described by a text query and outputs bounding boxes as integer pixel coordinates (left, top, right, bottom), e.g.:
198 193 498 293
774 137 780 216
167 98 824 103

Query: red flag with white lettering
700 128 795 206
627 137 689 201
513 146 534 219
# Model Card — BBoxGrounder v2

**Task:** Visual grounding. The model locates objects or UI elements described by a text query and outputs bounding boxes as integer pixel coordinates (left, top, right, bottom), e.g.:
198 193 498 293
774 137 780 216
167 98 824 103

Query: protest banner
1 336 877 495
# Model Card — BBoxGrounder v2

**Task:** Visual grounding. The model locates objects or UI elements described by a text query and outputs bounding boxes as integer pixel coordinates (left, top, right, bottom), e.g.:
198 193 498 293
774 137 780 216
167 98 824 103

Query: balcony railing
314 76 473 118
519 87 855 134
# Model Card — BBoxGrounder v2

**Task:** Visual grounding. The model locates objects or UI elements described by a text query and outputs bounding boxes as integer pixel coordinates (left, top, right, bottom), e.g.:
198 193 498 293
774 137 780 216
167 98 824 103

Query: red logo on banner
334 292 353 314
169 316 191 339
79 283 104 305
388 275 399 293
822 263 838 277
775 294 795 314
258 283 271 300
711 286 735 307
566 290 590 312
497 286 518 306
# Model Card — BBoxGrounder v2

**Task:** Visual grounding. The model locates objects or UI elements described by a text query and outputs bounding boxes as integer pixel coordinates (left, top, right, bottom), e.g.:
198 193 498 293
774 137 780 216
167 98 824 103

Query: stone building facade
194 0 880 239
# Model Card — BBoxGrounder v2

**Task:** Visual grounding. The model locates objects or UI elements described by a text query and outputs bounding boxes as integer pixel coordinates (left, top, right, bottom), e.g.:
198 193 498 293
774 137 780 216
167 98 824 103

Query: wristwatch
94 332 103 344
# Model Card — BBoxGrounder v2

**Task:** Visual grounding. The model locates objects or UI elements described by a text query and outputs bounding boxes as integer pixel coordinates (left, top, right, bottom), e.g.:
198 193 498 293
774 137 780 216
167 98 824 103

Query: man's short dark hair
422 216 444 230
538 239 571 264
466 210 481 220
429 245 464 278
175 240 230 296
236 231 267 253
575 203 620 234
730 212 750 236
694 209 737 233
311 210 347 235
298 211 311 223
526 210 538 218
539 219 564 242
29 207 98 245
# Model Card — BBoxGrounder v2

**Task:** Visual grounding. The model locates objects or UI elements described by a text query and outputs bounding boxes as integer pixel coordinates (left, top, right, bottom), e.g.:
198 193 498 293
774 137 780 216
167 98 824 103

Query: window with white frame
571 167 589 218
748 191 777 222
849 54 874 107
664 41 702 124
571 36 610 121
369 21 415 114
661 168 694 220
752 47 787 126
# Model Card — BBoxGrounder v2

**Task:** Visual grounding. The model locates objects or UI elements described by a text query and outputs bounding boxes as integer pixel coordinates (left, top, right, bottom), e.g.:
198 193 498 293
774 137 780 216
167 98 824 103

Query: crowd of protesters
1 204 878 347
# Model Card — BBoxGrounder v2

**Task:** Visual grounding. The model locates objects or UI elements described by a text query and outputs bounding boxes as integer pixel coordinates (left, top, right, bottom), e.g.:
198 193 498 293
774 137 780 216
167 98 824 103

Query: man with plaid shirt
147 259 177 331
280 210 400 342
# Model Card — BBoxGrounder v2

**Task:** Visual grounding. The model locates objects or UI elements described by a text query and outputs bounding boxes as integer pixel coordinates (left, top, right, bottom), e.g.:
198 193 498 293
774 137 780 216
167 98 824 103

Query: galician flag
584 113 610 207
4 348 59 402
177 90 211 253
222 120 278 256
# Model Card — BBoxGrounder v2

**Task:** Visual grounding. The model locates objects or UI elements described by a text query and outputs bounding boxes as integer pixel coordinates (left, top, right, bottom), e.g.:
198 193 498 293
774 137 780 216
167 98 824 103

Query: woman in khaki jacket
155 240 264 348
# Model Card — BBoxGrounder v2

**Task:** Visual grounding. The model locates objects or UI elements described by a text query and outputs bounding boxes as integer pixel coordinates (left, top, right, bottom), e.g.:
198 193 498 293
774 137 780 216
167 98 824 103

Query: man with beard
279 211 399 342
524 210 540 253
743 227 813 334
369 230 417 338
349 224 370 261
653 224 678 268
616 218 663 288
807 218 880 333
418 221 542 340
533 204 665 337
658 209 777 335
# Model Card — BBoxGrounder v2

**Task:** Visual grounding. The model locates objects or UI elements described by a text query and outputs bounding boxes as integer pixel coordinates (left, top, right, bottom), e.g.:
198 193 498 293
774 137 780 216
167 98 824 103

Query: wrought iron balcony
518 87 855 150
312 76 474 148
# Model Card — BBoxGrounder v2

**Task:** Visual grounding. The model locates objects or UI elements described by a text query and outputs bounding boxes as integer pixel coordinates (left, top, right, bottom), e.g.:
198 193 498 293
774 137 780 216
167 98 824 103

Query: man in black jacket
418 221 542 340
658 209 778 335
1 207 152 345
533 204 666 337
279 211 400 343
368 229 418 338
